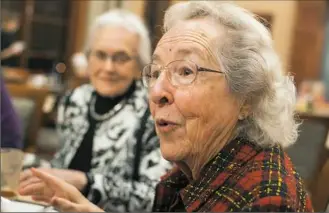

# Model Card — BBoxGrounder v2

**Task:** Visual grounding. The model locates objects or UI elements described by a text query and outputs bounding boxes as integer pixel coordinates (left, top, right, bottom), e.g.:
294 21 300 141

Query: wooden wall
235 1 298 73
290 1 327 88
66 0 89 59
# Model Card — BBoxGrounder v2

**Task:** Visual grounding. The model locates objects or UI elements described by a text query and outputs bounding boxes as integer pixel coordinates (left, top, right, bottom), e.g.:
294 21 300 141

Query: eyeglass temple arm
198 67 224 74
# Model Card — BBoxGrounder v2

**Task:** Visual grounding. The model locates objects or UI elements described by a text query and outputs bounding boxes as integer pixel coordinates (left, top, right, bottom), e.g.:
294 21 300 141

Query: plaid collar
156 137 263 211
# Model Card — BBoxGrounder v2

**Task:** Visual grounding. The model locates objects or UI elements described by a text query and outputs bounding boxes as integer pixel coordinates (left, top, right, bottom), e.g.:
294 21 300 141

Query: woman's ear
239 102 252 120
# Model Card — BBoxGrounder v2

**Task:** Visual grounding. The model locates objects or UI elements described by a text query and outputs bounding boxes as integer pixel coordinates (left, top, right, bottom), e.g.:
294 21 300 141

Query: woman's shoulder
237 145 312 211
204 143 313 211
127 80 149 114
132 80 148 101
250 145 301 181
245 144 303 185
67 83 94 97
60 84 94 106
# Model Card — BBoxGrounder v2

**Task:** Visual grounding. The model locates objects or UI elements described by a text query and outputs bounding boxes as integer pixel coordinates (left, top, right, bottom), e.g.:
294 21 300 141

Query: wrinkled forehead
154 18 223 63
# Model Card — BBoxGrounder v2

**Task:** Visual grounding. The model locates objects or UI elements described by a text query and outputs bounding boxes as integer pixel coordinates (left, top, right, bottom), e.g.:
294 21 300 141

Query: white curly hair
163 1 299 148
85 9 151 67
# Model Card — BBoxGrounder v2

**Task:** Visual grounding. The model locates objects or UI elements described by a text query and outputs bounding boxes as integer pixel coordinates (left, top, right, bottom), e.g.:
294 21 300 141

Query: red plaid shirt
152 137 313 212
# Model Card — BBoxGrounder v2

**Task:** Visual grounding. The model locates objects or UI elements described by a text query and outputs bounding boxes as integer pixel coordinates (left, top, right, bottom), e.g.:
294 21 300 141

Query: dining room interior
1 0 329 212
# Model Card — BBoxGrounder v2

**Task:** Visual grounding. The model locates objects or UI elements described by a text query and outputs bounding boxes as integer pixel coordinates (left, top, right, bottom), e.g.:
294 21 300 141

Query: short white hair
85 9 151 67
164 1 298 148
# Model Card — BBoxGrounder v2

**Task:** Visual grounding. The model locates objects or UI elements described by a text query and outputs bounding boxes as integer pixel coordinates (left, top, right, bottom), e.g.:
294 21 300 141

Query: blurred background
1 0 329 211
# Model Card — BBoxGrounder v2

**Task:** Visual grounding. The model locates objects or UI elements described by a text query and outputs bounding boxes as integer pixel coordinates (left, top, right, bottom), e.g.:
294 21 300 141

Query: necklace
89 95 126 121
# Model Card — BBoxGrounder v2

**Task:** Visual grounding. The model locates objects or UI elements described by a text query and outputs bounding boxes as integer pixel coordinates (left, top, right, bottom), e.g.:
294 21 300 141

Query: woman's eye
151 70 161 78
179 67 194 76
96 52 107 60
113 54 130 63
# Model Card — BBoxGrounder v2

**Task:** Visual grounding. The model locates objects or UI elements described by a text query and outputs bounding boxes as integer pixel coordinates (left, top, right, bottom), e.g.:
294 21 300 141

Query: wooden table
1 196 56 212
298 111 329 148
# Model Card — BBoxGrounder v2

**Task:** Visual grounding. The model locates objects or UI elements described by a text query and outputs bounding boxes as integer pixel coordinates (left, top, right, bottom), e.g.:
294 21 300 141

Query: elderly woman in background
19 9 171 212
19 1 313 212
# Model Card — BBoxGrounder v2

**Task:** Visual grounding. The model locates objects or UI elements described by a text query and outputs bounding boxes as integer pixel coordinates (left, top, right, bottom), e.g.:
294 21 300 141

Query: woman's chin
160 143 185 162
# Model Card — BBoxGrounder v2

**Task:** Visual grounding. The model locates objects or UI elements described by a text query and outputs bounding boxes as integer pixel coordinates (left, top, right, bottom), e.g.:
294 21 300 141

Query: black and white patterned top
50 81 172 212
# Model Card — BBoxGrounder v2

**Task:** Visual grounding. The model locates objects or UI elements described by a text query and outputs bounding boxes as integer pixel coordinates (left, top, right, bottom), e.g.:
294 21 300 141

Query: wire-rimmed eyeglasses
89 50 137 65
142 60 224 88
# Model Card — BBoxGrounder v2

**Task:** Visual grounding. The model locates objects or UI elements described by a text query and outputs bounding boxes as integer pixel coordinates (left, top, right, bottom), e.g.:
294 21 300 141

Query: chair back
6 83 48 150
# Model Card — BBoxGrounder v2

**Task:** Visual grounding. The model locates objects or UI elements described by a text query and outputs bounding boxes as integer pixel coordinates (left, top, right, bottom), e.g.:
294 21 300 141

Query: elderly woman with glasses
19 1 312 212
18 9 171 212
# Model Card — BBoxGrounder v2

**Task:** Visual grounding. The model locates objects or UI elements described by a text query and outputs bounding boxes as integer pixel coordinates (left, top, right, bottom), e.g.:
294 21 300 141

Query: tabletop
1 196 57 212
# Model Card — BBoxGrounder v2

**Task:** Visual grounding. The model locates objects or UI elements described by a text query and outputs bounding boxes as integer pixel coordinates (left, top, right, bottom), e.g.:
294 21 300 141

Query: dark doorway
144 0 170 51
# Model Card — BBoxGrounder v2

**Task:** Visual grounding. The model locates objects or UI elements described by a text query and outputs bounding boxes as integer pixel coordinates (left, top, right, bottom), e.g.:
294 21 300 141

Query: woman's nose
149 72 174 106
103 58 115 72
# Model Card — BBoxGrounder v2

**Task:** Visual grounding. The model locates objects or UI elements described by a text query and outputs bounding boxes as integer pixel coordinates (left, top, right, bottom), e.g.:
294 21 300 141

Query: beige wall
121 0 145 17
234 1 297 71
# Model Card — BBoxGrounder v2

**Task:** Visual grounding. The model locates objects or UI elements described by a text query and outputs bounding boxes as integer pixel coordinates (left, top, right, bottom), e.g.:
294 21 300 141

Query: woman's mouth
156 119 179 133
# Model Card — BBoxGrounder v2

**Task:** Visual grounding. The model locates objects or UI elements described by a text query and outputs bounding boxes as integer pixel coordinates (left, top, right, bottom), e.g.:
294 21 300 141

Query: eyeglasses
89 50 136 64
142 60 224 88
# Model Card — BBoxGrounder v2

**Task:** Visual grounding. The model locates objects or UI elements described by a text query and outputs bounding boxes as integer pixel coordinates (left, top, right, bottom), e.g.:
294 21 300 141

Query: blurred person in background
0 75 23 149
1 11 25 67
19 9 171 212
19 1 313 212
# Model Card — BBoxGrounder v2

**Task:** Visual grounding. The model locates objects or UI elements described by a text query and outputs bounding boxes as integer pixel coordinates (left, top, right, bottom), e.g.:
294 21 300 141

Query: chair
35 127 60 160
285 116 329 211
11 98 35 142
286 120 328 180
6 83 49 151
312 158 329 211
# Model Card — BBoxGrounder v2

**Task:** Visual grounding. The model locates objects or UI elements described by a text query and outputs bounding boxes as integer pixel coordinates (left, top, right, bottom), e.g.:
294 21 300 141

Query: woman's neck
179 122 237 181
94 81 135 114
